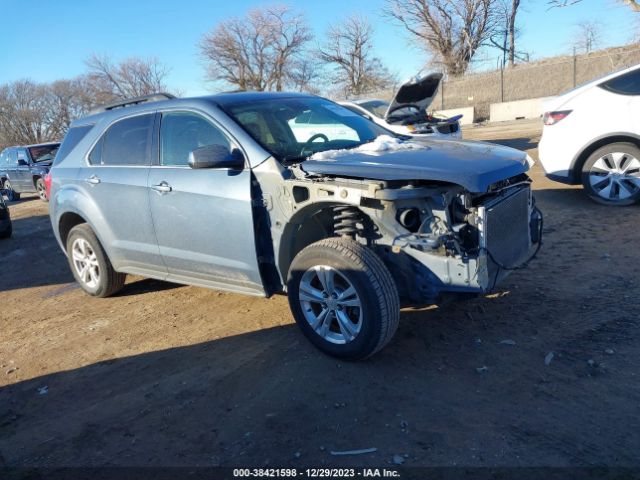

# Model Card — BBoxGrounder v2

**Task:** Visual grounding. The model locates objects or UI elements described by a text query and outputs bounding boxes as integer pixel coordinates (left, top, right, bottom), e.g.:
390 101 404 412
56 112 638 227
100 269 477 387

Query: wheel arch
277 202 373 286
51 183 116 259
58 212 89 251
571 133 640 183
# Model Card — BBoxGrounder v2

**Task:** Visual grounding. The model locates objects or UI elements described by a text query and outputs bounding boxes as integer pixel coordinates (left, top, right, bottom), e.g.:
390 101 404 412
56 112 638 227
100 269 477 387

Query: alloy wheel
36 181 47 200
298 265 362 344
3 181 14 201
71 238 100 289
589 152 640 202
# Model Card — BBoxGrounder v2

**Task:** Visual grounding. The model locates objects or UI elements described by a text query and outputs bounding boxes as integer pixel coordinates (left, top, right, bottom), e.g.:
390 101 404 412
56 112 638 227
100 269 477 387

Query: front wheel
287 238 400 360
582 143 640 206
66 224 126 297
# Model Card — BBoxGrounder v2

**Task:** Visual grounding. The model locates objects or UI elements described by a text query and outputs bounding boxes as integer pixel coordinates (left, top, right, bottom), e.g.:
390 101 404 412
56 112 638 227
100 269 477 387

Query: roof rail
90 93 176 114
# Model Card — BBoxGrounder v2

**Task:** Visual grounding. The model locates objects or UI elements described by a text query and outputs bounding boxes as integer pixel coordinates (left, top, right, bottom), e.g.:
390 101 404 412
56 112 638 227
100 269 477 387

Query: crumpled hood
301 139 530 193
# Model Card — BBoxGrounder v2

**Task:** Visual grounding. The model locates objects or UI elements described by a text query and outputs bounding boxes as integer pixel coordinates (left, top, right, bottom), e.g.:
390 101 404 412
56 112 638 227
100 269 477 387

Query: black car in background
0 194 12 238
0 142 60 201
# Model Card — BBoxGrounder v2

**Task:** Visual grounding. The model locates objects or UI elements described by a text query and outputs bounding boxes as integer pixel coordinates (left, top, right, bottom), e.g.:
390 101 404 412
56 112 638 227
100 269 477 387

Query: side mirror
188 145 244 170
17 159 28 166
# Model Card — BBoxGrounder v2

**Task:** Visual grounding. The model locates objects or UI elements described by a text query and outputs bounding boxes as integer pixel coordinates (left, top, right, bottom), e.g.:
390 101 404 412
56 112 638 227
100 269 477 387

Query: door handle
85 175 100 185
151 182 172 194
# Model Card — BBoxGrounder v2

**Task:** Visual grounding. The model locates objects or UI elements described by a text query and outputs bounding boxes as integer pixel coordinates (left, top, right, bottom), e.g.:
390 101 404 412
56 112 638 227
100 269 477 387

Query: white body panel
538 64 640 183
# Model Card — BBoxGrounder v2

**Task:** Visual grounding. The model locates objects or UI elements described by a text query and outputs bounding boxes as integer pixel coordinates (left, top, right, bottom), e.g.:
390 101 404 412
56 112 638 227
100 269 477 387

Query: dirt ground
1 119 640 469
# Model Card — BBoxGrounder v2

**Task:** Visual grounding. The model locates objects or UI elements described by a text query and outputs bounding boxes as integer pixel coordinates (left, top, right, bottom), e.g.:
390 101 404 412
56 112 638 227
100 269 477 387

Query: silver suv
50 93 542 359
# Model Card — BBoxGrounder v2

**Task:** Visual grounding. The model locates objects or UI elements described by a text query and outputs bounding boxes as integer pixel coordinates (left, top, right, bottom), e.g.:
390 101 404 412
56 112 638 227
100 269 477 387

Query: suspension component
334 206 361 238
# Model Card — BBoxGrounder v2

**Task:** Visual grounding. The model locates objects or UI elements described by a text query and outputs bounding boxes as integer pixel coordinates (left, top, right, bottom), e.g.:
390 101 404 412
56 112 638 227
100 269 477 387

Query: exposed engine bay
386 111 462 136
252 158 543 306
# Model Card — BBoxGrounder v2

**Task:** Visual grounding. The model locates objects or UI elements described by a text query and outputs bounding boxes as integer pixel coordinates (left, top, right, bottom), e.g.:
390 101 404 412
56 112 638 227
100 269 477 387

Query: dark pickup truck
0 142 60 201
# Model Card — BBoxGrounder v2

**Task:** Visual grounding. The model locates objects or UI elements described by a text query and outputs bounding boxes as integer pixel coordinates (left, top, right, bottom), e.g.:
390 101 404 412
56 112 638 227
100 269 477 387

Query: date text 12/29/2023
233 468 401 478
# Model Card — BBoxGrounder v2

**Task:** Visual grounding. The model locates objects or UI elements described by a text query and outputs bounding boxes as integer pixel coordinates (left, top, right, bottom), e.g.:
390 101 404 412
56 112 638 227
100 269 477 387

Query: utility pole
573 46 577 87
500 59 505 103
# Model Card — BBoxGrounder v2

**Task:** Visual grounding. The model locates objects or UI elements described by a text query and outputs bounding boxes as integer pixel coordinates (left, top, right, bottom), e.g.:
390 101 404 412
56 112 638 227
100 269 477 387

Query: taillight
44 172 52 200
543 110 572 125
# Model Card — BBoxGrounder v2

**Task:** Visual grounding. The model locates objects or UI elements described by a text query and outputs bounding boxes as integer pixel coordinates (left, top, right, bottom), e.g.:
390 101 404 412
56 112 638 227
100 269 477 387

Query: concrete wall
489 97 554 122
433 106 475 125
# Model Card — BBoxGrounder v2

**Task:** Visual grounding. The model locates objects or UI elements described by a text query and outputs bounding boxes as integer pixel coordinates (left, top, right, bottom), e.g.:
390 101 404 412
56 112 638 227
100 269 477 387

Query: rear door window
89 114 154 166
600 69 640 96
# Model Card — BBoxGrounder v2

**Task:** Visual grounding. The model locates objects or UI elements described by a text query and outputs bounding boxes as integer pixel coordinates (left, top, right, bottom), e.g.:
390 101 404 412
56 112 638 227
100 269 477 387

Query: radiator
479 186 532 268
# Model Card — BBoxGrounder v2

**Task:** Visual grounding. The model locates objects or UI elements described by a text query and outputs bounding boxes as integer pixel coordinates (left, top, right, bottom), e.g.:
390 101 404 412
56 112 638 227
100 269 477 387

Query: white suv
538 64 640 205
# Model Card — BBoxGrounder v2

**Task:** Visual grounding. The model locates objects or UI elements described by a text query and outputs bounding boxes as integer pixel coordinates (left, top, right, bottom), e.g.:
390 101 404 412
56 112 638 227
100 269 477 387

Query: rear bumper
538 128 579 183
545 172 576 185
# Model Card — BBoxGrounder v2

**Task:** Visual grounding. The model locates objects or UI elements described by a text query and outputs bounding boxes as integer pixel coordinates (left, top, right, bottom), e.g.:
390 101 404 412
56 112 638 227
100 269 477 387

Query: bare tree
546 0 582 8
0 80 59 148
287 59 322 94
573 20 602 53
0 75 114 149
85 54 171 100
548 0 640 11
490 0 528 67
623 0 640 11
385 0 498 76
45 78 98 134
319 16 393 96
199 5 312 91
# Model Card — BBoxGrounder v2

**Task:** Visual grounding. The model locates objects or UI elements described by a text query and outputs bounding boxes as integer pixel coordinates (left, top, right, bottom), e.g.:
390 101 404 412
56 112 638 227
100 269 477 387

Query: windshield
357 100 389 119
221 97 391 163
28 144 60 163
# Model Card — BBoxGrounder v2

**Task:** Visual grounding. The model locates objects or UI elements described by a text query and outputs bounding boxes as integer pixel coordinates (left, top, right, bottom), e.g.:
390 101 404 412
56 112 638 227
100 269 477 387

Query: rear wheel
66 224 126 297
287 238 400 360
35 178 47 201
2 180 20 201
582 143 640 206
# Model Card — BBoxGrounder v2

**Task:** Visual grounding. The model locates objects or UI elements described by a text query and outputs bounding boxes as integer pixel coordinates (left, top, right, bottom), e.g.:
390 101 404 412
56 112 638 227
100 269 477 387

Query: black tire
581 142 640 206
0 223 11 239
287 238 400 360
35 178 47 202
66 224 126 298
2 180 20 201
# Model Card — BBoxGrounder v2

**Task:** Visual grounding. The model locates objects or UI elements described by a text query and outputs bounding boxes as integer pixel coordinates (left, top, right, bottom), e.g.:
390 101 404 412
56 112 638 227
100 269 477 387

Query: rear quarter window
54 125 93 166
600 68 640 96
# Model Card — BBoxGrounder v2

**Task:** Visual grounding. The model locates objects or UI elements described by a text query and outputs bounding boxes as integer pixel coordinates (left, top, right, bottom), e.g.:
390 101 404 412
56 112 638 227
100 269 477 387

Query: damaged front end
256 156 542 305
373 176 543 304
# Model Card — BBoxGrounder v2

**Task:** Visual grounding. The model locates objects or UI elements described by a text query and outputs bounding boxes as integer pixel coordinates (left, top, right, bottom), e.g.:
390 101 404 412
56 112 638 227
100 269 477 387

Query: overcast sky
0 0 636 95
